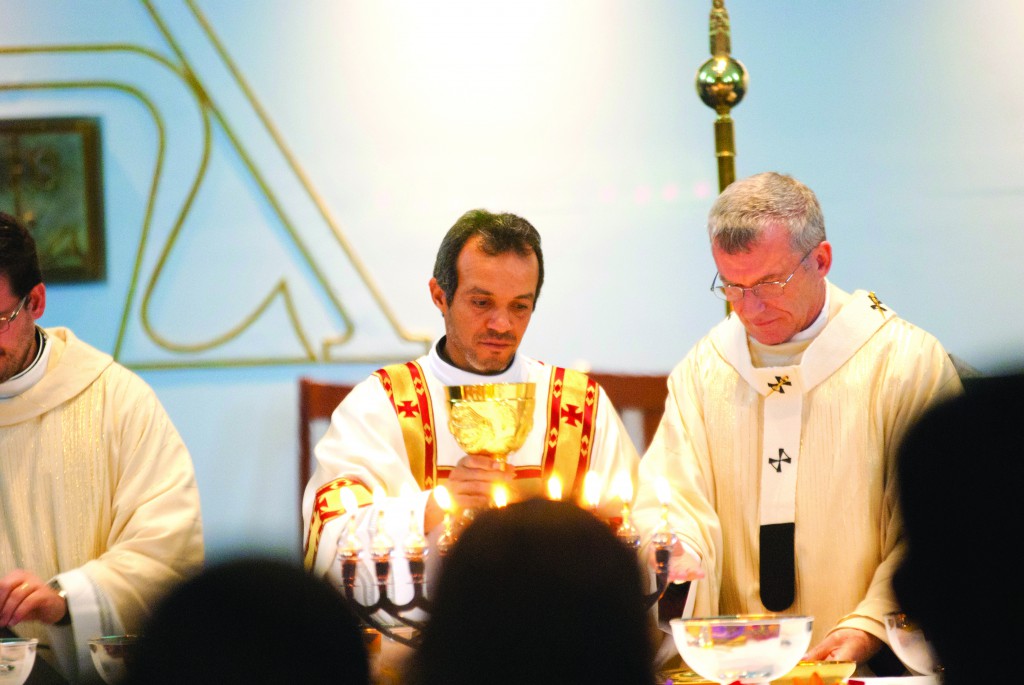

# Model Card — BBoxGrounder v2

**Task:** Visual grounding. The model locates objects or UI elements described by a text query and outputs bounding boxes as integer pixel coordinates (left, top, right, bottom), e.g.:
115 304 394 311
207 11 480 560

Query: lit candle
614 473 640 549
650 476 675 570
547 474 563 501
433 485 456 556
493 482 509 508
337 486 364 592
401 484 427 562
614 473 634 523
370 486 394 561
583 471 601 513
654 476 672 533
338 486 363 557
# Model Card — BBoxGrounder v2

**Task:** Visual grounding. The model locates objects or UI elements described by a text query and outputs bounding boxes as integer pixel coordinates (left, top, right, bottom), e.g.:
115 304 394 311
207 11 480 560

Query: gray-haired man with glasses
0 212 203 681
632 172 962 674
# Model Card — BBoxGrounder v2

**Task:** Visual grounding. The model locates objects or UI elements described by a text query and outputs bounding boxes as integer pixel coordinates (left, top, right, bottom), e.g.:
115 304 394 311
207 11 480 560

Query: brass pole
695 0 748 194
695 0 748 316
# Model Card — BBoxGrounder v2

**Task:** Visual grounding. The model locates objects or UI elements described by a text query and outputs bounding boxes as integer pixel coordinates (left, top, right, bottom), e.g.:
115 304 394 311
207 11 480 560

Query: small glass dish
0 637 38 685
883 611 939 675
88 635 142 685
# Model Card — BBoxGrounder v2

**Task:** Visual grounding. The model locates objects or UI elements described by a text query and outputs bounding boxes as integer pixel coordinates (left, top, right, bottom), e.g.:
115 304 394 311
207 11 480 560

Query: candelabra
337 384 682 648
337 498 676 649
337 503 433 647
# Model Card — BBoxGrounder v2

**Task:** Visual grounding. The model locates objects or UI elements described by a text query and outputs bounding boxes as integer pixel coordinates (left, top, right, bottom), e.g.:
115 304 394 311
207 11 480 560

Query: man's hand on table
423 454 513 533
804 627 881 664
0 570 67 627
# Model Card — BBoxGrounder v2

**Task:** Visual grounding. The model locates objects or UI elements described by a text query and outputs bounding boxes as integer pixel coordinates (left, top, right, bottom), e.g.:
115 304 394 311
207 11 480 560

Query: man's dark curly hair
432 209 544 306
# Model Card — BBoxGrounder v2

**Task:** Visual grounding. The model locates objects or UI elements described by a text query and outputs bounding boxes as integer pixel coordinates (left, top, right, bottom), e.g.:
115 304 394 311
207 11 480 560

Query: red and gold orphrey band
375 362 438 489
304 476 372 568
543 366 598 497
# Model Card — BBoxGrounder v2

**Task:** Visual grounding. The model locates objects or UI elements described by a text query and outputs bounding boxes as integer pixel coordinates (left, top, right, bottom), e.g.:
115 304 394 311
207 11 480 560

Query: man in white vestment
632 172 962 670
0 213 204 682
303 210 640 596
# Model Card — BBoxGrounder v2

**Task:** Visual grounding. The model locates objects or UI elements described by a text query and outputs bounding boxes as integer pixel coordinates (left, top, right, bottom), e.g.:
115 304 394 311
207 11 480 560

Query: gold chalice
445 382 536 462
445 382 536 518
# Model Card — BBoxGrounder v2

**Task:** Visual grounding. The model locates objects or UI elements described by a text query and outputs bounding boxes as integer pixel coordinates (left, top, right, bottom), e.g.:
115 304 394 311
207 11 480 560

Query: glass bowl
670 615 813 684
0 637 38 685
883 611 939 675
88 635 142 684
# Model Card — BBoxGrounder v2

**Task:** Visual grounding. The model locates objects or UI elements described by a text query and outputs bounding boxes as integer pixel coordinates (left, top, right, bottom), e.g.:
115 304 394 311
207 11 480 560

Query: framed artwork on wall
0 117 106 282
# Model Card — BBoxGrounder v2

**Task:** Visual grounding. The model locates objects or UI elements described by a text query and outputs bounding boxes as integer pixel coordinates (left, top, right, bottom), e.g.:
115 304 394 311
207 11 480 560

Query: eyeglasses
0 295 29 333
710 246 818 303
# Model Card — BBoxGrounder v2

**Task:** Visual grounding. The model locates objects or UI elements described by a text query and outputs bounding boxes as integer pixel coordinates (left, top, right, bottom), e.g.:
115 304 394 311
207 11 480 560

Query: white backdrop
1 1 1021 559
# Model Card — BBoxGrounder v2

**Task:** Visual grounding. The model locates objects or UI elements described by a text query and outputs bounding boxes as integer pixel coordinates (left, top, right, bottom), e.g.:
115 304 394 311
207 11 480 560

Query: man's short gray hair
707 172 826 254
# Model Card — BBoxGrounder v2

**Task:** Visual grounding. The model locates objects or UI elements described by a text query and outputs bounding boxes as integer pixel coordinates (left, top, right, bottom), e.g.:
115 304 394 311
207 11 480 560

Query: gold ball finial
696 55 748 114
697 0 747 115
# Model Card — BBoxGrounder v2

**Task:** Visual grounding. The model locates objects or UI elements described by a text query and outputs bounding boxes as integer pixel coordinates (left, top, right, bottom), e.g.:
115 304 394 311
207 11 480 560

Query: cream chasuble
634 283 962 648
712 289 894 610
0 328 203 681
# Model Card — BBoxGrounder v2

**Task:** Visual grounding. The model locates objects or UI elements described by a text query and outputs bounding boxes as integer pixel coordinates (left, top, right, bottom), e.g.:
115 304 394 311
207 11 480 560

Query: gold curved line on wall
145 1 432 358
0 43 348 364
0 43 178 71
0 47 197 360
141 5 360 356
178 0 431 355
132 80 316 358
0 73 166 357
129 352 417 371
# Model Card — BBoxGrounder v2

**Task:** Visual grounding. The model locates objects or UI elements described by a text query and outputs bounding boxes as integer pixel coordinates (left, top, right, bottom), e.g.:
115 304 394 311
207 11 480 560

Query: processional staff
695 0 748 194
695 0 748 319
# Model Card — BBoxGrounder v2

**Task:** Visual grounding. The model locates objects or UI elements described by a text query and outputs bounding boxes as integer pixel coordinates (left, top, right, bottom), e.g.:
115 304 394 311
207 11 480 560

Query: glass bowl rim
88 635 143 645
671 614 813 626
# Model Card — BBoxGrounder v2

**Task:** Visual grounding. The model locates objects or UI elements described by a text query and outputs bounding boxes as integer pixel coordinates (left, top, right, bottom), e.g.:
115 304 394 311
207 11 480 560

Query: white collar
0 327 51 399
785 280 831 343
427 337 530 387
713 286 896 396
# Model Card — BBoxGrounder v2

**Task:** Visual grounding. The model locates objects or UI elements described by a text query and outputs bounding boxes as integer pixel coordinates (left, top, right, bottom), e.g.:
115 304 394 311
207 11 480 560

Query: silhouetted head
409 498 654 685
893 372 1024 685
130 557 369 685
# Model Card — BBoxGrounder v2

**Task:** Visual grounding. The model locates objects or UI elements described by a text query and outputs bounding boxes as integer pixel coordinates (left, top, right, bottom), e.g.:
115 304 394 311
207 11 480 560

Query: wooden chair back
298 377 355 533
588 372 669 453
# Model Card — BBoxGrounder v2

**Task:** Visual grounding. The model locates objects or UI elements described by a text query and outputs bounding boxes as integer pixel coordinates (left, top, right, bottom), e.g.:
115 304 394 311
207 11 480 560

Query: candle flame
655 476 671 505
493 482 509 508
583 471 601 509
547 474 563 501
340 486 359 514
613 472 634 503
433 485 453 512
